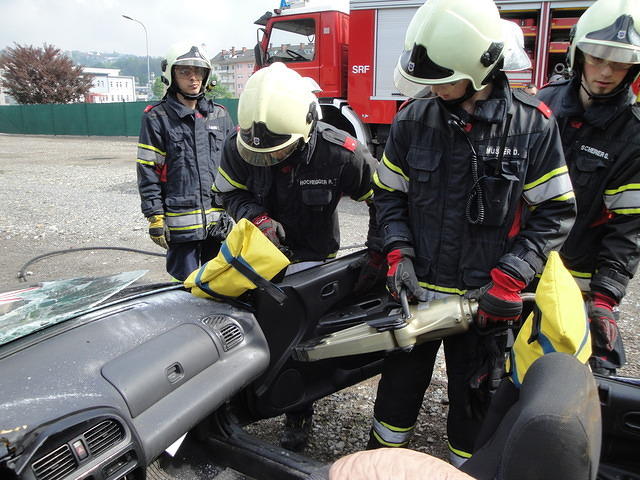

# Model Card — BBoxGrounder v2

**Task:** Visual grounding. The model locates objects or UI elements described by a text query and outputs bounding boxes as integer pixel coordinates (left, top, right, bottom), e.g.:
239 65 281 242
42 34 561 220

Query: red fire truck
254 0 595 154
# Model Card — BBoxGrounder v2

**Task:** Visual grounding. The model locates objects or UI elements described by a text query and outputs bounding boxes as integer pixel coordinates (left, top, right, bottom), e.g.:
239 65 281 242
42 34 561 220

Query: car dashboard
0 276 269 480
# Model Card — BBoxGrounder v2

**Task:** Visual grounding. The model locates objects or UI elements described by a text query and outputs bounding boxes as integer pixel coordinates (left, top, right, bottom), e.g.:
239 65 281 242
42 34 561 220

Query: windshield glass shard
0 270 147 346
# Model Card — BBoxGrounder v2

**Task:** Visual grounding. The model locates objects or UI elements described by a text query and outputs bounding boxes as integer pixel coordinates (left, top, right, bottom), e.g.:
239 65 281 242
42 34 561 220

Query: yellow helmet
236 62 321 166
394 0 505 98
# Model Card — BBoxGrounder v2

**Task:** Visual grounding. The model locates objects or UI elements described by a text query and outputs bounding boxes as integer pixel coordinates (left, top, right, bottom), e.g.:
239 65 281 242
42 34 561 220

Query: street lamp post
122 14 150 99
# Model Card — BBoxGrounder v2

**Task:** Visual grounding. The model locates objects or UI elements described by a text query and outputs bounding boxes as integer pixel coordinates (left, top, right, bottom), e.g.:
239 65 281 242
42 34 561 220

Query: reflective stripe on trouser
370 418 413 447
372 329 485 457
449 441 472 467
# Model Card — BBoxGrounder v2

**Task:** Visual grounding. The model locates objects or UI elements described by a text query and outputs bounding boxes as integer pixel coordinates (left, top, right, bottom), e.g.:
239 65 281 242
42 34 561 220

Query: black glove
252 213 286 248
386 247 427 301
587 291 619 352
207 212 234 241
353 250 386 295
467 332 508 421
477 268 526 327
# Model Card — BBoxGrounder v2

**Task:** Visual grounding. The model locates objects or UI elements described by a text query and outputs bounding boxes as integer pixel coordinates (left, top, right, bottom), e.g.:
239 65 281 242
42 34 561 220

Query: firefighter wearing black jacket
369 0 576 466
537 0 640 374
214 62 381 452
137 43 234 281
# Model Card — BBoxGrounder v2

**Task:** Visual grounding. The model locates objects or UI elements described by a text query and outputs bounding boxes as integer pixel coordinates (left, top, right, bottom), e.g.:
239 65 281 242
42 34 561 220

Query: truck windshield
268 18 315 63
0 270 146 346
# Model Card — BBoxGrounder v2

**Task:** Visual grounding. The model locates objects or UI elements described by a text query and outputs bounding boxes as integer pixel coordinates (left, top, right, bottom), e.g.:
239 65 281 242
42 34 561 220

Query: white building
82 67 137 103
0 68 16 105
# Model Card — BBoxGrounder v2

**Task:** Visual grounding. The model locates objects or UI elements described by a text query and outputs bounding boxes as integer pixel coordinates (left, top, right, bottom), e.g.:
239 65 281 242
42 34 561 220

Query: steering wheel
286 49 307 61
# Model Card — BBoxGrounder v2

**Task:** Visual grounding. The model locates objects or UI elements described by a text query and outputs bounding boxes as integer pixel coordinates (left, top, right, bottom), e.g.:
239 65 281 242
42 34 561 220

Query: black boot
366 428 385 450
280 411 313 452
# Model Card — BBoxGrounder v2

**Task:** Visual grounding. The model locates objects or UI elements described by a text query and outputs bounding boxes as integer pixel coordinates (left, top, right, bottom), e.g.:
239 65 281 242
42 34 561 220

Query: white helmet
394 0 505 98
161 42 212 99
568 0 640 74
236 62 321 167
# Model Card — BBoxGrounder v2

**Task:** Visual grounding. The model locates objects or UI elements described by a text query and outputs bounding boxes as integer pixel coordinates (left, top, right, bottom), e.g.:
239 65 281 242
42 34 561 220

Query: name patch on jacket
580 144 609 160
484 145 520 156
299 178 337 187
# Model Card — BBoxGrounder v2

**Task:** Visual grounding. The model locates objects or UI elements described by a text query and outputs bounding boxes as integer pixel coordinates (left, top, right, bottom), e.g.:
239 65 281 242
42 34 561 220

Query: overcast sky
0 0 280 58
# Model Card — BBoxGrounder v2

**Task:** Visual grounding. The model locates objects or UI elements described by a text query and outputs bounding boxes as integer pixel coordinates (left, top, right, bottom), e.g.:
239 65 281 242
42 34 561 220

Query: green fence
0 99 239 136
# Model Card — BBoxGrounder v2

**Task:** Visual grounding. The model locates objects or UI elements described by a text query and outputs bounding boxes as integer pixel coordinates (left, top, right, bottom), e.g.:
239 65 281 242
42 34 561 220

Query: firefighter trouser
166 237 221 282
370 328 490 459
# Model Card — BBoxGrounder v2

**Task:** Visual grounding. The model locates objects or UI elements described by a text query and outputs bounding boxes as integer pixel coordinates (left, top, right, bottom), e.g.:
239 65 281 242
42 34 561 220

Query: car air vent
32 444 77 480
202 315 244 351
85 419 125 456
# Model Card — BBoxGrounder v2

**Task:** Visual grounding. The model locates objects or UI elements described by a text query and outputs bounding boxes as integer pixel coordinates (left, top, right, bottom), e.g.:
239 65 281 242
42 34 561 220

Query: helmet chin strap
579 78 626 101
178 90 205 101
578 66 638 102
439 82 478 106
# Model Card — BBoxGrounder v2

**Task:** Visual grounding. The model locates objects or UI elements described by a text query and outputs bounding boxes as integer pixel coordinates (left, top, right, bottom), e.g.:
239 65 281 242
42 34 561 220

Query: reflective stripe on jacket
215 122 378 262
538 77 640 301
374 74 576 291
136 94 234 243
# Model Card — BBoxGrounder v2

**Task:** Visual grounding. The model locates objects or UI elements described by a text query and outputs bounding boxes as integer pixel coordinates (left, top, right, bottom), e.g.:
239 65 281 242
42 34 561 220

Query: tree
152 76 166 99
205 74 233 100
0 43 93 104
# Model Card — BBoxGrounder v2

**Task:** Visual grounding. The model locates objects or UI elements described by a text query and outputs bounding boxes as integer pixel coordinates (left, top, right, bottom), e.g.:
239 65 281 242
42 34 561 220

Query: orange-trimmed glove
587 291 619 352
386 247 427 301
477 268 525 327
252 214 286 248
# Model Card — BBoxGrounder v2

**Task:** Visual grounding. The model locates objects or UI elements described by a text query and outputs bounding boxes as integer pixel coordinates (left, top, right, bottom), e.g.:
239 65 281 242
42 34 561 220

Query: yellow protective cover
508 251 592 387
184 218 290 300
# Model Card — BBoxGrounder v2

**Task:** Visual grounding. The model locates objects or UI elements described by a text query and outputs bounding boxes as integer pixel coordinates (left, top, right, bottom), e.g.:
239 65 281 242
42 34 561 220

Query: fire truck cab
254 0 594 155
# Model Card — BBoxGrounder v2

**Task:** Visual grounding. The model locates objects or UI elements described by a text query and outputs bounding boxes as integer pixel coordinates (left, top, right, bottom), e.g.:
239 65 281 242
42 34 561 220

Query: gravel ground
0 134 638 469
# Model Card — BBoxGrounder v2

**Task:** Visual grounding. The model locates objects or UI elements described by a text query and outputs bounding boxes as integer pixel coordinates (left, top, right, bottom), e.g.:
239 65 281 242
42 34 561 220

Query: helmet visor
174 58 210 69
393 65 434 98
578 42 640 65
237 137 299 167
398 44 455 83
501 20 532 72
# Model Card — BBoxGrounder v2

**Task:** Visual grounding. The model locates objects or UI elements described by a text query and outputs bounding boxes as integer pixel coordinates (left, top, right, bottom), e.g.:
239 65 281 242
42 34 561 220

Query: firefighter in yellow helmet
537 0 640 376
370 0 576 466
136 43 234 281
214 62 383 451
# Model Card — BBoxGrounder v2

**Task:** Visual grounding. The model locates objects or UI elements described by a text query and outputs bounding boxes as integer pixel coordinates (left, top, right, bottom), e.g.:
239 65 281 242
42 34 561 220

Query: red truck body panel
258 1 594 139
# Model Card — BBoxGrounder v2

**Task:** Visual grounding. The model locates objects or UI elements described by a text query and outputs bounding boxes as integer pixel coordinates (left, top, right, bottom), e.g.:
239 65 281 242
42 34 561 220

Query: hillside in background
69 50 162 86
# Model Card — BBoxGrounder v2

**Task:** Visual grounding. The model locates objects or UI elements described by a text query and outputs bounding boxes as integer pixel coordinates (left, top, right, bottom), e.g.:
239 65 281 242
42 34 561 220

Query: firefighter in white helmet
371 0 576 466
537 0 640 375
136 43 234 281
214 61 384 451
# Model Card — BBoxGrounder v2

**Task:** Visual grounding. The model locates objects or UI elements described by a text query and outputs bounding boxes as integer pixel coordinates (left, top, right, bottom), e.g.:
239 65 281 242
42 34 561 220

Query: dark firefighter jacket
136 93 235 243
214 122 378 262
537 77 640 301
374 75 577 293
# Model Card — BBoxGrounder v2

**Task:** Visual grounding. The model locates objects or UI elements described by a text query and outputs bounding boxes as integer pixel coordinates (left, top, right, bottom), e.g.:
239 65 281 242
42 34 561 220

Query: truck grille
85 419 125 456
202 315 244 351
32 444 77 480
